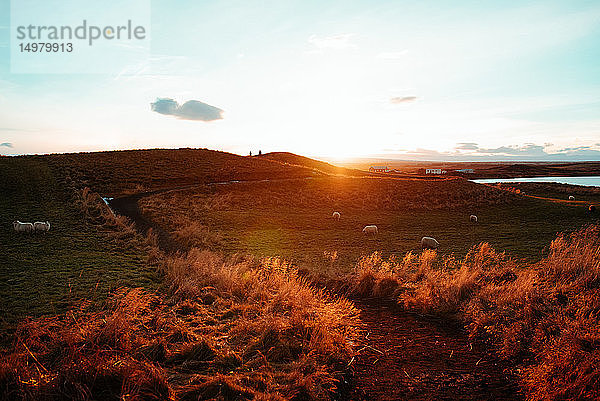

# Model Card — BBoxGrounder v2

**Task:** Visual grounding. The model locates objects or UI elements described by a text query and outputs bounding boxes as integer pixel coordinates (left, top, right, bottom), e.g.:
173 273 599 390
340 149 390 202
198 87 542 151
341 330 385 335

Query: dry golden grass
350 225 600 400
170 219 224 251
1 189 361 401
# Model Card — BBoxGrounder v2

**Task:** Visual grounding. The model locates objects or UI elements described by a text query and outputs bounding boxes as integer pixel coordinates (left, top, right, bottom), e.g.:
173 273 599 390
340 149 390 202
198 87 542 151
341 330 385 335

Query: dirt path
346 299 521 400
109 193 179 252
108 187 523 401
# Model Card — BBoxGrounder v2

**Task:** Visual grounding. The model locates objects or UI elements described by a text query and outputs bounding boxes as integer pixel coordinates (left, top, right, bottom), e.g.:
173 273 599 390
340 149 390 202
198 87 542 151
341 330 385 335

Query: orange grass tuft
351 225 600 400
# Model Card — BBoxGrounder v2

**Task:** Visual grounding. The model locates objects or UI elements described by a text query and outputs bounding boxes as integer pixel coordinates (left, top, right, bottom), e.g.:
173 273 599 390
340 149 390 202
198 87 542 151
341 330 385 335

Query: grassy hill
47 148 326 197
0 156 157 329
259 151 369 177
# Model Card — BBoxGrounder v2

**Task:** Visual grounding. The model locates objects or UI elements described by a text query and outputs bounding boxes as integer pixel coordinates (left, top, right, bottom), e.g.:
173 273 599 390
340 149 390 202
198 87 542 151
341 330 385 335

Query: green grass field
139 177 600 271
0 157 157 329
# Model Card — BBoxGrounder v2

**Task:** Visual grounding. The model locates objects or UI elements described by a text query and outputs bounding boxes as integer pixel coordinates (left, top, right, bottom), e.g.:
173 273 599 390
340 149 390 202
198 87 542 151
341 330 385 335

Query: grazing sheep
34 221 51 233
362 225 378 236
590 205 597 213
569 195 575 200
421 236 439 250
332 211 341 221
470 215 478 223
13 221 34 233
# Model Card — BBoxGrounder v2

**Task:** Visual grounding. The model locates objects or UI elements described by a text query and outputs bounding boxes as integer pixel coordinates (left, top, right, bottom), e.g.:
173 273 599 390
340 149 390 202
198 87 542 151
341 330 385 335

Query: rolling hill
258 151 370 177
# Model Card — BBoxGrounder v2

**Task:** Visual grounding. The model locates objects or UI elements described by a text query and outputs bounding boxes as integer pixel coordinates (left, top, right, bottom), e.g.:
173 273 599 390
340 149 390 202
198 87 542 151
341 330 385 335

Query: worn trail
347 299 521 400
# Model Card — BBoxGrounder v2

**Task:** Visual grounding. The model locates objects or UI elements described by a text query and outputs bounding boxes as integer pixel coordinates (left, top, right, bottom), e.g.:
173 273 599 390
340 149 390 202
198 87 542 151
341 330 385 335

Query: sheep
13 221 34 233
590 205 597 213
470 215 478 223
362 225 378 236
34 221 51 233
569 195 575 200
332 211 341 221
421 236 439 250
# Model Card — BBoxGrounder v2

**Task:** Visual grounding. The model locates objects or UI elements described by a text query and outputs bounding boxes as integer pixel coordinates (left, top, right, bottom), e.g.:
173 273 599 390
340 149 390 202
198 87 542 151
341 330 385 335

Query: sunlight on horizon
1 1 600 161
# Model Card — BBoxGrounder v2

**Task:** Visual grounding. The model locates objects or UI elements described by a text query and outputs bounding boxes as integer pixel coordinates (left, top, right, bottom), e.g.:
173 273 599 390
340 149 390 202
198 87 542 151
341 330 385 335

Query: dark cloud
151 98 178 115
390 96 417 104
0 142 12 148
151 98 224 121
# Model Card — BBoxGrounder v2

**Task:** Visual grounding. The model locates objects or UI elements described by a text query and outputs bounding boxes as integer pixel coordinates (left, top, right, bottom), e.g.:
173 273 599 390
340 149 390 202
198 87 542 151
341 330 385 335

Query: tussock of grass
350 225 600 400
77 187 140 244
162 250 361 368
171 219 223 250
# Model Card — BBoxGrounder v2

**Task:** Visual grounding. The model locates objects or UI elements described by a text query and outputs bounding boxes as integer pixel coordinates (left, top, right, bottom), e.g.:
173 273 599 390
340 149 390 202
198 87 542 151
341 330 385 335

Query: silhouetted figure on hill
258 150 262 155
249 151 252 156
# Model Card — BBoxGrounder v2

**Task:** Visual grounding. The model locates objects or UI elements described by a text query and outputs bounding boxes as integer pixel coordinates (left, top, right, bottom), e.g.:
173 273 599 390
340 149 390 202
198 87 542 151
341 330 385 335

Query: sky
1 0 600 161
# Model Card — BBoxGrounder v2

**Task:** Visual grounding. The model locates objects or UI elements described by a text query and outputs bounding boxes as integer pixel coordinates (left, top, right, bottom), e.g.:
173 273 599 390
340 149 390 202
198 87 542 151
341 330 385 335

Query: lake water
472 176 600 187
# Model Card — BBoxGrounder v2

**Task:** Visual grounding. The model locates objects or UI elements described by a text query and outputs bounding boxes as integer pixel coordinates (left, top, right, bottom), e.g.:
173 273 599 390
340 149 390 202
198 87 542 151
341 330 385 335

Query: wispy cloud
390 96 417 104
0 127 33 132
308 34 355 50
382 142 600 161
476 143 547 156
150 98 224 121
377 51 407 60
451 142 550 157
455 142 479 151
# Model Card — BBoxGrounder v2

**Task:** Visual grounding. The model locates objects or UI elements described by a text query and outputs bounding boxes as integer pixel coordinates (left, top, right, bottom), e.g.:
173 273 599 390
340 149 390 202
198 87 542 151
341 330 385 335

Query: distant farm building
369 166 390 173
454 169 474 174
425 168 445 175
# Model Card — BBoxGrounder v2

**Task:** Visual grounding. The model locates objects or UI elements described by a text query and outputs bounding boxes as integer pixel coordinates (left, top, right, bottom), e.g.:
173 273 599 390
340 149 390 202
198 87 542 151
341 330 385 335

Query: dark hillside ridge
39 148 326 197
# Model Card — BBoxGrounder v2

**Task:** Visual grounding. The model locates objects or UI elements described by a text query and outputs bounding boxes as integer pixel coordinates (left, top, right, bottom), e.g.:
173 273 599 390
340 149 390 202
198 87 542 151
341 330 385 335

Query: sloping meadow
0 189 361 400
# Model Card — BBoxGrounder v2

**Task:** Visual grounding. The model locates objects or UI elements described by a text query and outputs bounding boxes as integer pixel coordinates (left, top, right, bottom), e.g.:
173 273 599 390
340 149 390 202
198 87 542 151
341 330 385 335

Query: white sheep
421 236 439 250
470 215 478 223
332 211 341 221
362 225 378 236
13 221 34 233
34 221 51 233
569 195 575 200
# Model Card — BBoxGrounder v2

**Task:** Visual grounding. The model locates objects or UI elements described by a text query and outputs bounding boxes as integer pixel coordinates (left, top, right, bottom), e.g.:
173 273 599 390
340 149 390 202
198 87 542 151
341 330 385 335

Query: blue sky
1 0 600 160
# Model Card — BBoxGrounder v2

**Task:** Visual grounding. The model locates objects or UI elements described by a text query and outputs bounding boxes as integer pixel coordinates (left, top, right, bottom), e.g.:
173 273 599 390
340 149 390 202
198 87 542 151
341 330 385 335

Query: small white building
455 168 474 174
425 168 444 174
